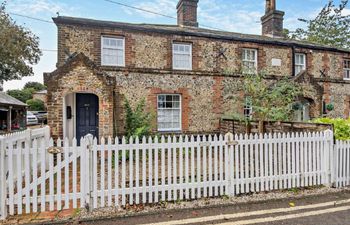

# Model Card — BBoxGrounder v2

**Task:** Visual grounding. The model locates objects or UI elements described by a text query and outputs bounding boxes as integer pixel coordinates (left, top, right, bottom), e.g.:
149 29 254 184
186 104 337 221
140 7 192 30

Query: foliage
241 73 302 122
7 88 35 103
124 98 153 140
26 99 45 111
312 117 350 140
23 82 46 91
0 2 41 82
326 103 334 111
290 0 350 49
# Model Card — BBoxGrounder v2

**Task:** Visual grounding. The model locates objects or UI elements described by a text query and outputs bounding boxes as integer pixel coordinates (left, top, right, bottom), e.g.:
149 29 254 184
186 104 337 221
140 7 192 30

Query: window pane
157 94 181 130
102 37 124 66
173 44 192 70
242 49 257 74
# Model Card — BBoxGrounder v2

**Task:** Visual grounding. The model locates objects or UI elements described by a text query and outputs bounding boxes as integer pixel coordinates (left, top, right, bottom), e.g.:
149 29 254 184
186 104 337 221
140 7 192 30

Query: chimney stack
261 0 285 38
177 0 199 27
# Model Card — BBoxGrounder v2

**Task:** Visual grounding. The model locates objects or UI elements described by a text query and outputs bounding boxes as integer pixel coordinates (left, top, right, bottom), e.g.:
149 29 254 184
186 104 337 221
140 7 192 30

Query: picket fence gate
1 129 349 220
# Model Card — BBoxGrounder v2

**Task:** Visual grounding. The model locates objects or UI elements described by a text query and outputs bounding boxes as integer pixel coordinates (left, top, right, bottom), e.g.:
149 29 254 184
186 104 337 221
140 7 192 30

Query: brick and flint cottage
44 0 350 140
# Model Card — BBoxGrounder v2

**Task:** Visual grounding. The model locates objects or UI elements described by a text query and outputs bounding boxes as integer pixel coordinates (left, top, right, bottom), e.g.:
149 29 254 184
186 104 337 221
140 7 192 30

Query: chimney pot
177 0 199 27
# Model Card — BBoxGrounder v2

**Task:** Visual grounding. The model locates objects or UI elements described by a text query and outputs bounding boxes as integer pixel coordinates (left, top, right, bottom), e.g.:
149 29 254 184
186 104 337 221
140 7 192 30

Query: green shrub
312 117 350 140
7 88 35 103
124 98 154 140
26 99 45 111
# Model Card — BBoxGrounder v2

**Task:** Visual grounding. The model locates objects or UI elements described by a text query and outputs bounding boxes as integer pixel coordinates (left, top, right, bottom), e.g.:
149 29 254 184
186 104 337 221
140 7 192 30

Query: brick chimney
177 0 199 27
261 0 285 38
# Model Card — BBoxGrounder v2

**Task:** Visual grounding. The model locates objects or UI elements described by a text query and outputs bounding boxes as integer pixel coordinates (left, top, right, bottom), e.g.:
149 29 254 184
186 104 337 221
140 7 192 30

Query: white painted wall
64 93 76 141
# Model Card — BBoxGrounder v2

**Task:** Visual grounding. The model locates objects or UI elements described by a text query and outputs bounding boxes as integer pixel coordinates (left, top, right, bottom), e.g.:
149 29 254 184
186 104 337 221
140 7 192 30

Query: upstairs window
173 43 192 70
244 97 253 119
157 94 181 131
295 53 306 75
242 49 258 74
344 59 350 80
101 36 125 66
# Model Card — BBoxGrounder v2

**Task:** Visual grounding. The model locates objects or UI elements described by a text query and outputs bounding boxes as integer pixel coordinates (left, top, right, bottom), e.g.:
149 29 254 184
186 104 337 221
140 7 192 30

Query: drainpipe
292 46 296 76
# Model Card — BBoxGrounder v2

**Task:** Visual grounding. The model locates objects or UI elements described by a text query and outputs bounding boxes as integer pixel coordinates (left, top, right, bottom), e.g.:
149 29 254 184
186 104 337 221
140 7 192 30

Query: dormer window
101 36 125 67
344 59 350 80
172 43 192 70
295 53 306 75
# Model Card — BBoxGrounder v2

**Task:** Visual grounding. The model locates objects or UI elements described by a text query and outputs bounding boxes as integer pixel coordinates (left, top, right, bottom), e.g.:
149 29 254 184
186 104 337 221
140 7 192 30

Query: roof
53 16 350 54
34 90 47 94
0 92 27 107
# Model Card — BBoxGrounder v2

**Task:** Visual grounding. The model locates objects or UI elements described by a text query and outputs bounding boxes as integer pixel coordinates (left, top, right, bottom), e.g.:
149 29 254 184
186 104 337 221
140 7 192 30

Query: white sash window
295 53 306 75
344 60 350 80
101 36 125 66
242 49 258 74
157 94 181 131
173 43 192 70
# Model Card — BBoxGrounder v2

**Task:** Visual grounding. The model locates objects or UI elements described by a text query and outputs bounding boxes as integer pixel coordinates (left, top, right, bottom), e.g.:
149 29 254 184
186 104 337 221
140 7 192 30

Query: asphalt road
60 191 350 225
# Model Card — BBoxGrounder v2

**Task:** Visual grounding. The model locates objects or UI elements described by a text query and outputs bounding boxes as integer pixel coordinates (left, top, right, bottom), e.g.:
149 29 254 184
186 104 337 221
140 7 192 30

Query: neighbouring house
44 0 350 140
0 92 27 134
32 90 48 108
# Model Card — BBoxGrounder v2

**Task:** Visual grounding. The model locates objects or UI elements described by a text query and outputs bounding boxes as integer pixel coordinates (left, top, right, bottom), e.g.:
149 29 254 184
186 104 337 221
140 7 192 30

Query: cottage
32 90 48 108
44 0 350 140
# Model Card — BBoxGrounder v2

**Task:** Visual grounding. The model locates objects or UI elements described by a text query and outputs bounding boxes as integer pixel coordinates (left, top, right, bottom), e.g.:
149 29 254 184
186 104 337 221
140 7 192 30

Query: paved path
78 191 350 225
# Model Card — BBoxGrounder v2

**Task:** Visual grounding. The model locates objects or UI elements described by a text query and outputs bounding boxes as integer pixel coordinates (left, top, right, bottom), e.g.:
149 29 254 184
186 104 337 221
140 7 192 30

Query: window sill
157 130 182 133
172 68 193 71
101 64 125 67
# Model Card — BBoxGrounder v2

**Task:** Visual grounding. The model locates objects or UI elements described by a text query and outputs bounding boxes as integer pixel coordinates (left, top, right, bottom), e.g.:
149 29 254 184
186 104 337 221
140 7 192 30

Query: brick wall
47 21 350 138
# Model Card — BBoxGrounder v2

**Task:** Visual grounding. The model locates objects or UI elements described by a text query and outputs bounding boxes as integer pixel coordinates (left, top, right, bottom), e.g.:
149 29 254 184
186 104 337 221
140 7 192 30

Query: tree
26 99 45 111
241 73 302 133
23 82 46 91
7 88 35 103
0 2 41 82
291 0 350 49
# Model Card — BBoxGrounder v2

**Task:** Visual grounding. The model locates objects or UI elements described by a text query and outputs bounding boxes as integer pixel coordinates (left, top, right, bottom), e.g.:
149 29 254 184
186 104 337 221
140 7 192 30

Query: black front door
76 93 99 141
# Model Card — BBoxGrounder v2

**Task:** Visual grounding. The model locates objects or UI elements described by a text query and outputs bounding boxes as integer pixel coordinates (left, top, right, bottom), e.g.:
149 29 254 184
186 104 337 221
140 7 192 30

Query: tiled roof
53 16 350 54
0 92 27 107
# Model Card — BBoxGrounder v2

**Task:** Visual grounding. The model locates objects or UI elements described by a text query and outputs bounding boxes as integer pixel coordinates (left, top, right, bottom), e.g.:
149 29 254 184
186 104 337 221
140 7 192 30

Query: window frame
172 43 193 70
344 59 350 80
243 97 253 119
101 36 125 67
294 53 306 75
242 48 258 74
157 94 182 132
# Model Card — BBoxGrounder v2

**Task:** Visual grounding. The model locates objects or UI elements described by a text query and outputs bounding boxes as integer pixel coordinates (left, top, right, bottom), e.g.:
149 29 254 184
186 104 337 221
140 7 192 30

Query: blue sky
3 0 349 91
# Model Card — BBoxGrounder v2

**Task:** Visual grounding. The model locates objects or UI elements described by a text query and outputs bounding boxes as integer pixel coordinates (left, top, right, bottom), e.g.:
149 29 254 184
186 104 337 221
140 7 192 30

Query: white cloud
197 0 262 34
7 0 78 16
128 0 263 34
342 8 350 16
132 0 177 19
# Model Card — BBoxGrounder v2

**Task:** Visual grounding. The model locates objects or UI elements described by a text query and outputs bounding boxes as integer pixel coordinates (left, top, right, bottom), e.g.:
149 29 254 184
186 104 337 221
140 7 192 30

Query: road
65 191 350 225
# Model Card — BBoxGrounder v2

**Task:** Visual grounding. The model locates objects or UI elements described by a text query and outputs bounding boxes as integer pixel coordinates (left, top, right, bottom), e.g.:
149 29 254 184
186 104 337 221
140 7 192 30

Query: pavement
71 191 350 225
3 190 350 225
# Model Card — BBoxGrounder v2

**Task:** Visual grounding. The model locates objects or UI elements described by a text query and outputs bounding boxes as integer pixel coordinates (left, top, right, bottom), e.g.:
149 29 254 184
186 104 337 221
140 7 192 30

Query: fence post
0 136 7 220
224 132 235 197
324 129 334 187
85 134 93 211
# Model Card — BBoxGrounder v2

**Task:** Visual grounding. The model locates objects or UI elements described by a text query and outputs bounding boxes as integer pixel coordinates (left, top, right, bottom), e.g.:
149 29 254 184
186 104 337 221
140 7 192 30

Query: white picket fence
1 129 350 220
0 126 50 219
334 140 350 187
